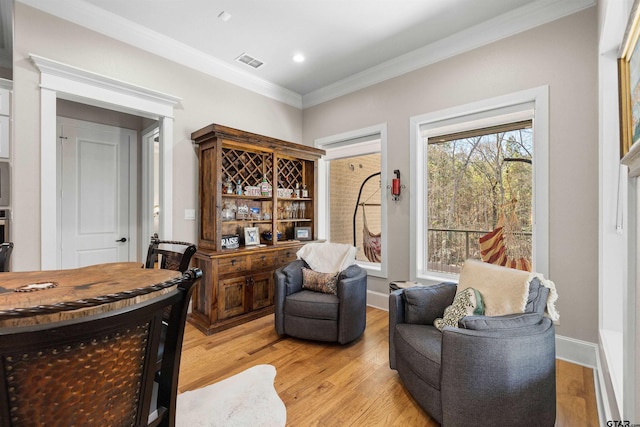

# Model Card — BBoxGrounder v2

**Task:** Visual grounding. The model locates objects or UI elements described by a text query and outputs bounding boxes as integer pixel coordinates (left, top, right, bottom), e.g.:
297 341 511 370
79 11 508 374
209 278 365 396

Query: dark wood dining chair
145 234 197 273
0 242 13 272
0 267 202 427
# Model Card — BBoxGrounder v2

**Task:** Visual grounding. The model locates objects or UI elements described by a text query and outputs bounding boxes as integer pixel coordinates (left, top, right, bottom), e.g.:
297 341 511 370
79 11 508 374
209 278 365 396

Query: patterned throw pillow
434 287 484 331
301 267 338 295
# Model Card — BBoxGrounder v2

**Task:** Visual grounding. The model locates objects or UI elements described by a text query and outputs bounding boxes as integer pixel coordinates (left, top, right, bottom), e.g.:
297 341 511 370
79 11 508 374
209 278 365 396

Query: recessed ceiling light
218 11 231 22
293 54 305 63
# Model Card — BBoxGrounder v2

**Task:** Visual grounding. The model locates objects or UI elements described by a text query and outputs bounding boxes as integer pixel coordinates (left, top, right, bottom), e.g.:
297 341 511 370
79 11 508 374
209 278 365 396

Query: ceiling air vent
235 53 264 69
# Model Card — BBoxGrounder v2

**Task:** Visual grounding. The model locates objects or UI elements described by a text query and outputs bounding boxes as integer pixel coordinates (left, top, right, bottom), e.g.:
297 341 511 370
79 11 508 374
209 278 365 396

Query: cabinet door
218 276 247 319
250 271 274 310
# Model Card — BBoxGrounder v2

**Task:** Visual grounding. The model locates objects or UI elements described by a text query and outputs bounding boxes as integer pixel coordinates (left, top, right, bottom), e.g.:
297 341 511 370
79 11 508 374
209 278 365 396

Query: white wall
303 8 599 344
12 3 303 271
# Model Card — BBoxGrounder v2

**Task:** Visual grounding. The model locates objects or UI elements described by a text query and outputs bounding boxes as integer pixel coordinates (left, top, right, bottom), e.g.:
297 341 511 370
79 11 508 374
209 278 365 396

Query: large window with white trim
411 88 549 281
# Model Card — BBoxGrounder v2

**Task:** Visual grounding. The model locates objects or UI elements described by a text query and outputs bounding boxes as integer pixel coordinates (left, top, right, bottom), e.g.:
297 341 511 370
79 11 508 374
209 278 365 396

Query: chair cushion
458 312 543 330
284 290 339 320
434 287 484 331
402 283 457 325
301 268 338 295
394 323 443 390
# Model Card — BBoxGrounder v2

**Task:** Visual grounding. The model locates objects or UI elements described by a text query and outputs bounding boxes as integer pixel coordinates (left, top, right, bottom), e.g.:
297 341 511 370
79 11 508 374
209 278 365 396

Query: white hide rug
175 364 286 427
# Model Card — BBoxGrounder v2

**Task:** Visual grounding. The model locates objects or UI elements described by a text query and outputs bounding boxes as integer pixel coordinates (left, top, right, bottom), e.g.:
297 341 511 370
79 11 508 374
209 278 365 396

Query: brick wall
329 153 381 262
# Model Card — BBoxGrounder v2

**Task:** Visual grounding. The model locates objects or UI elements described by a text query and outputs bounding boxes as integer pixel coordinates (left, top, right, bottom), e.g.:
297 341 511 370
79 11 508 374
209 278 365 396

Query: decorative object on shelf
222 201 237 221
250 207 261 220
301 184 308 198
295 226 312 240
221 234 239 249
260 175 272 196
237 204 249 220
224 177 234 194
236 179 243 195
261 230 282 242
244 227 260 246
294 182 300 198
244 186 261 196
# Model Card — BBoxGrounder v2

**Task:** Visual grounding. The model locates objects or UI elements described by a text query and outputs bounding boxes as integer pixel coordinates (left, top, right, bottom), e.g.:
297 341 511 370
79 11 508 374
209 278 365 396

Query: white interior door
58 118 137 268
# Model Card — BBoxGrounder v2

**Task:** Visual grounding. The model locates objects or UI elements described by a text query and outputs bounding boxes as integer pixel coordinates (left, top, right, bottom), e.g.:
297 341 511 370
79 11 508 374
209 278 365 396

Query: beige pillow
457 259 530 316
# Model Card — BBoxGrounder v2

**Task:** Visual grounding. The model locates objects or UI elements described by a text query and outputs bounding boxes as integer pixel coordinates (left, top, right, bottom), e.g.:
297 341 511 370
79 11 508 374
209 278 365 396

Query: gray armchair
274 259 367 344
389 281 556 426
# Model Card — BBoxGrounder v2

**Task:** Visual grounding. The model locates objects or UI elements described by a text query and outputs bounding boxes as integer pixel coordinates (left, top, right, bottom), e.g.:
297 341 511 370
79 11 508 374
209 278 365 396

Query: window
410 87 549 281
316 124 388 278
427 121 533 274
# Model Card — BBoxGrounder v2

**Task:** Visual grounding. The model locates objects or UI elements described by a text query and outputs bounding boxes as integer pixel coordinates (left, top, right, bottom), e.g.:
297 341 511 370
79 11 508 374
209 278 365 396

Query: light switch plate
184 209 195 220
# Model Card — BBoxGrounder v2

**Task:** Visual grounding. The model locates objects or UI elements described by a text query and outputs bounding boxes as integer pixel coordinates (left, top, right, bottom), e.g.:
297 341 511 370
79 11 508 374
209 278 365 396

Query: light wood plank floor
179 307 599 426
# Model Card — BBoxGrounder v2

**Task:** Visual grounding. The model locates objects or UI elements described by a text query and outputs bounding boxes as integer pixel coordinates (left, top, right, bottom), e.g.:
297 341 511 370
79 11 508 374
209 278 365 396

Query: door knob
115 237 127 242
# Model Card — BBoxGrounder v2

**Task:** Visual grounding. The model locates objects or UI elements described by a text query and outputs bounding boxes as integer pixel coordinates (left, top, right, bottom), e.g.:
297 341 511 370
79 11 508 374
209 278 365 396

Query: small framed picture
294 226 312 241
244 227 260 246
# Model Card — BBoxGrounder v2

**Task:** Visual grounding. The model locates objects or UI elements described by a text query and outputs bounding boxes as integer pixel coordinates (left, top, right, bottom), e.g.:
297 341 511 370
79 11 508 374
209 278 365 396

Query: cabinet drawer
217 256 248 275
250 253 275 270
277 249 298 267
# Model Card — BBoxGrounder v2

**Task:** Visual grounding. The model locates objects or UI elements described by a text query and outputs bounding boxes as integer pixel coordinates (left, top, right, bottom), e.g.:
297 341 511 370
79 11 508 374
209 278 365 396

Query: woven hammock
362 208 381 263
478 202 531 272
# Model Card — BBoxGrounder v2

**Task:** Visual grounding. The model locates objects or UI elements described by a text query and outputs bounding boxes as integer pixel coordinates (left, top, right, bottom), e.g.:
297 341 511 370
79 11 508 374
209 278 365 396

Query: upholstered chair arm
388 289 405 369
337 266 368 344
273 267 288 335
440 317 556 427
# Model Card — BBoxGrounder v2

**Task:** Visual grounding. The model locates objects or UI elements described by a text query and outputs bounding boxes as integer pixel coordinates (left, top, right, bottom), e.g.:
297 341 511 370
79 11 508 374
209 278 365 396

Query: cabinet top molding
191 123 325 158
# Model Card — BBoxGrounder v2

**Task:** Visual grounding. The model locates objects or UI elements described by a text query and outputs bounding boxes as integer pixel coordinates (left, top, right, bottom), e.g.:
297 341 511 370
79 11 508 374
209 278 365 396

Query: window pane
329 154 381 263
426 126 532 274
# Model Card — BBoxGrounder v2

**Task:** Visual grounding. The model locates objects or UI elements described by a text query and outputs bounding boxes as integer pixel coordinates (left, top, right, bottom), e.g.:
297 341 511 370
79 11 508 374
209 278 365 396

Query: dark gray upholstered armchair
389 281 556 426
274 259 367 344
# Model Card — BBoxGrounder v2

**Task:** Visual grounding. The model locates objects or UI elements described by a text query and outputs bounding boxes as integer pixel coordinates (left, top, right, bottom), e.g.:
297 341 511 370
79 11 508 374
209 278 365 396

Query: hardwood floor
179 306 599 426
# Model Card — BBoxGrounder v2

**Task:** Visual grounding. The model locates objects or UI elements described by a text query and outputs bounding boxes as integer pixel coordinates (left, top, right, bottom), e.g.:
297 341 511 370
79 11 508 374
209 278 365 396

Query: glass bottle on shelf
235 179 243 195
301 184 308 198
294 182 300 198
224 176 234 194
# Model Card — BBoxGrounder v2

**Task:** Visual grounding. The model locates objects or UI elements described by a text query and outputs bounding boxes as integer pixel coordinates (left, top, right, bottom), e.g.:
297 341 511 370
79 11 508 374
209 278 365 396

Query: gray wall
302 8 598 343
12 3 302 271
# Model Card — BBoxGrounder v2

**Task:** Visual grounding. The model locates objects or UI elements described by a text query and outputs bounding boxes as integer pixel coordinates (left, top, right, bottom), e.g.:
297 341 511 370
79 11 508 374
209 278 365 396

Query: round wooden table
0 262 181 327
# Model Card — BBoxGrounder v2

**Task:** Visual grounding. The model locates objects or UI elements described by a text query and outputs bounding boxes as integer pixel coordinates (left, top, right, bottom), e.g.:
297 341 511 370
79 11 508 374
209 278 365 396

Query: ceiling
19 0 595 108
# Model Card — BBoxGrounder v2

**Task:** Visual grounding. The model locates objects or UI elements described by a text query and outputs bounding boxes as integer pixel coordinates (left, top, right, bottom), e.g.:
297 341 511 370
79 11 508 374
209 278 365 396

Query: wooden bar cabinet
189 123 325 335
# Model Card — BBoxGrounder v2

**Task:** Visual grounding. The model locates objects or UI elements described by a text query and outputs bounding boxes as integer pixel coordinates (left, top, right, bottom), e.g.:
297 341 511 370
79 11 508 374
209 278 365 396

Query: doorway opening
31 54 180 270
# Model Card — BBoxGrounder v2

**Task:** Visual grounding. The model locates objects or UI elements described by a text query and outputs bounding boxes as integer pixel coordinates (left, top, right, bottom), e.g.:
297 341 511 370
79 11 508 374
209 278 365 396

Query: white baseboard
366 290 389 311
368 290 610 424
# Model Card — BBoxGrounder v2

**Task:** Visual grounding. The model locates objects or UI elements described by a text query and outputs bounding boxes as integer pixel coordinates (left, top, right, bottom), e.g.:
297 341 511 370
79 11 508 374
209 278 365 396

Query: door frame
31 54 181 270
141 124 159 261
57 117 138 266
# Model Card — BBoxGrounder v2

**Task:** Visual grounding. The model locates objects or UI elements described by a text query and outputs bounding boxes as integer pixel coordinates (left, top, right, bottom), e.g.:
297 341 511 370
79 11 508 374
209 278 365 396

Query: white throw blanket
458 259 559 321
296 242 357 274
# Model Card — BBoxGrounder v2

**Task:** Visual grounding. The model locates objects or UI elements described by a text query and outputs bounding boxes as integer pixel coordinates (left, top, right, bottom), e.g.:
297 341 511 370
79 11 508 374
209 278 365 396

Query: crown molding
18 0 303 109
19 0 594 111
302 0 595 108
30 54 181 106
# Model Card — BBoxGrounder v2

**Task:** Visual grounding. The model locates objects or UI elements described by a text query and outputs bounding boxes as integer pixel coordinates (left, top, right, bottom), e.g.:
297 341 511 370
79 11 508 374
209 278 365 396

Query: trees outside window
426 122 533 274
